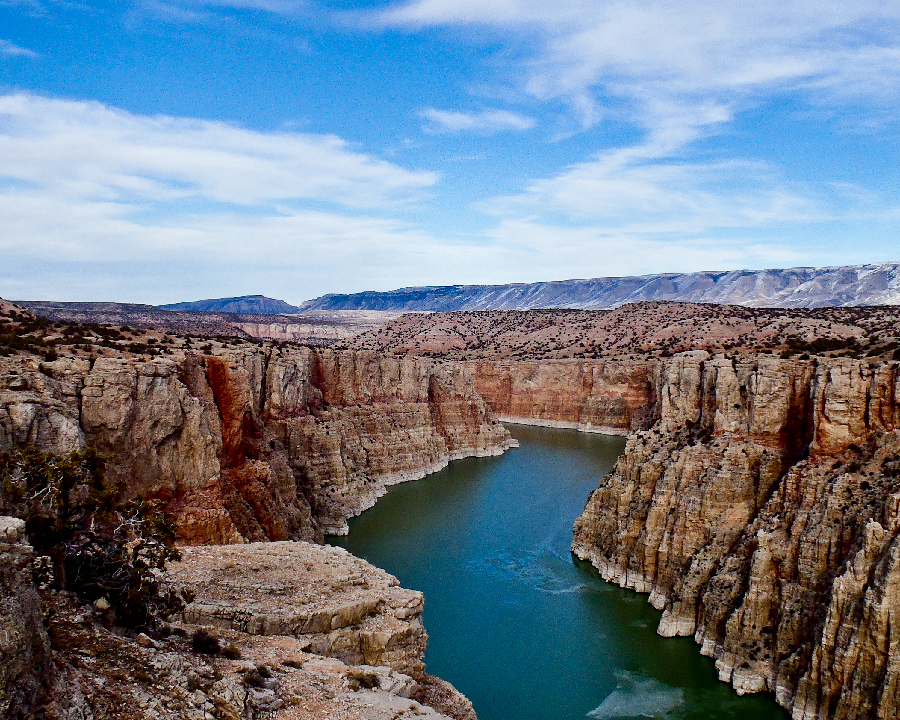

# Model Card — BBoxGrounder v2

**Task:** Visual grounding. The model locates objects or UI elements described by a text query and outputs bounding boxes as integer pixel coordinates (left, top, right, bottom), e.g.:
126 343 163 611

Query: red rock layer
464 359 657 434
0 347 513 544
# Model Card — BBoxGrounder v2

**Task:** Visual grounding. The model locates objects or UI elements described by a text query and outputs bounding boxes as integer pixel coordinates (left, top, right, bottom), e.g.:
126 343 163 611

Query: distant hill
159 295 301 314
18 301 398 344
300 262 900 311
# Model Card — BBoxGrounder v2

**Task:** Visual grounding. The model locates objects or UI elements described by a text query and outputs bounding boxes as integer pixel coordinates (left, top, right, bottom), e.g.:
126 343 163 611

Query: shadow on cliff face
204 354 306 543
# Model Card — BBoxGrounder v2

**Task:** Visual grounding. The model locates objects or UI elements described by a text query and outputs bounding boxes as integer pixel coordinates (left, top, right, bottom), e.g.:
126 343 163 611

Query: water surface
330 425 787 720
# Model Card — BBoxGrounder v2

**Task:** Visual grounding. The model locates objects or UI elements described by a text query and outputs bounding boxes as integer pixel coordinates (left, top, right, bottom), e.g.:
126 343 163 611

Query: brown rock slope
0 327 513 542
348 303 900 360
572 354 900 719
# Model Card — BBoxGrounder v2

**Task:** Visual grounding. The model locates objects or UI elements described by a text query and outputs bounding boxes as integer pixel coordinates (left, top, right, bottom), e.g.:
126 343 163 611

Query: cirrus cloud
420 107 536 133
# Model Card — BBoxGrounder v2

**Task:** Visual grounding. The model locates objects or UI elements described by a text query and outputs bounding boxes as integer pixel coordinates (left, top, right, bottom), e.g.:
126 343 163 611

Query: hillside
159 294 302 314
18 300 399 344
303 262 900 311
348 303 900 361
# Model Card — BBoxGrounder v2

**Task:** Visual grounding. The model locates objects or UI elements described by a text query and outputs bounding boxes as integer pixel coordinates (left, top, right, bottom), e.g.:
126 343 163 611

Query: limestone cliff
464 359 656 434
572 354 900 719
0 346 513 543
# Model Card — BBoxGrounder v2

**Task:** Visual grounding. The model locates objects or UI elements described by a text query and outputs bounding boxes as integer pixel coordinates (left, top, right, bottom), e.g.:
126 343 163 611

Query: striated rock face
0 346 512 543
464 359 657 434
572 354 900 719
302 261 900 311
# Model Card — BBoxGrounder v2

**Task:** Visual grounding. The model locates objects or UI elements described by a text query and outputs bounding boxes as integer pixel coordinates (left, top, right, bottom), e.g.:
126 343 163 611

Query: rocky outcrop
20 541 473 720
169 542 429 678
166 541 477 719
0 517 54 720
0 346 513 543
572 353 900 719
464 359 657 434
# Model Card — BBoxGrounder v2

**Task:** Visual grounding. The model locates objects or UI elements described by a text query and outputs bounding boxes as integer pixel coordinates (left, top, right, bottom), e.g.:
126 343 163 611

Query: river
329 424 788 720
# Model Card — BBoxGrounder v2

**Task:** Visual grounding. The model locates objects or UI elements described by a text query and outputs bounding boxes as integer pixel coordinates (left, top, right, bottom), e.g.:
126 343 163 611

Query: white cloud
0 93 891 305
375 0 900 135
0 94 436 209
420 107 535 133
0 40 38 58
484 149 823 232
0 93 451 302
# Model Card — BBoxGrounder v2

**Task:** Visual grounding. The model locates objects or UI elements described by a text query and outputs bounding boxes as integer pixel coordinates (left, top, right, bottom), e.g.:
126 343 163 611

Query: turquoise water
329 425 788 720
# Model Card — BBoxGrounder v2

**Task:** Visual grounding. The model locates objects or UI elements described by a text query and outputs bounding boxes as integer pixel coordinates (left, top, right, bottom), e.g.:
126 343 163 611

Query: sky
2 0 900 304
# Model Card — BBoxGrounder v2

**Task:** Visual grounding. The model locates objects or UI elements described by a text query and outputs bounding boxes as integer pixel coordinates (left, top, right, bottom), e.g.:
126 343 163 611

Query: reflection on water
329 425 788 720
588 672 684 719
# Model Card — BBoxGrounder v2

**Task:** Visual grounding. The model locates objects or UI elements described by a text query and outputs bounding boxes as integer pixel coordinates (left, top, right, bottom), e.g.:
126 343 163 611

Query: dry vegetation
0 299 308 364
348 302 900 361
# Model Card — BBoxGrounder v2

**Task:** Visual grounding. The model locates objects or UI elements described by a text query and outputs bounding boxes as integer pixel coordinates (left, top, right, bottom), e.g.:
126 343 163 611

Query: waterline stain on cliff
330 425 787 720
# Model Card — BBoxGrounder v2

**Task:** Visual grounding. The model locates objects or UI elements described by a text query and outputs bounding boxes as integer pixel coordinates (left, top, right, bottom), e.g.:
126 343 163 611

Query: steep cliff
0 346 513 543
572 354 900 719
464 359 656 434
0 517 54 720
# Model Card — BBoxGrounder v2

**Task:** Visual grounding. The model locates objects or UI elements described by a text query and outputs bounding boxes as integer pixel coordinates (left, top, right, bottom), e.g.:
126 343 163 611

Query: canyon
3 297 900 719
351 304 900 720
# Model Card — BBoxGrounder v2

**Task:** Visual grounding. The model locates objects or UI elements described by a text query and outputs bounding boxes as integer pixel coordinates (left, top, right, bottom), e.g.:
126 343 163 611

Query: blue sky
2 0 900 304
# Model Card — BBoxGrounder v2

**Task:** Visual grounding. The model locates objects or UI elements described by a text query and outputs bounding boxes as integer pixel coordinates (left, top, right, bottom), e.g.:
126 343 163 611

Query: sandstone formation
0 520 473 720
572 353 900 719
464 359 656 434
0 343 513 543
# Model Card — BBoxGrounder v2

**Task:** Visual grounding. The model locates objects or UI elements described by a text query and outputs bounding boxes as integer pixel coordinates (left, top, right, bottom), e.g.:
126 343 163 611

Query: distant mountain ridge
159 295 301 314
299 262 900 311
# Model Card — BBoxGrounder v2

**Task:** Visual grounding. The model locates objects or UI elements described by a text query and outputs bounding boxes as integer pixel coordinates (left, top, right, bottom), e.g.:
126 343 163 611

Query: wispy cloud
375 0 900 136
420 107 535 133
483 149 823 232
0 40 38 58
0 93 449 301
0 93 436 208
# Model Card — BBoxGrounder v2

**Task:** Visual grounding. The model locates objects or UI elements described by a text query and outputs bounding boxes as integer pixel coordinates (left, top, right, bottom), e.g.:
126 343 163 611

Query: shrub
346 668 380 690
243 665 275 689
0 446 191 631
191 628 221 655
221 643 242 660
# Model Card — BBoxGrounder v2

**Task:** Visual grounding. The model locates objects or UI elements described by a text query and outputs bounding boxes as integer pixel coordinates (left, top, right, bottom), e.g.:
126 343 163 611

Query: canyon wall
572 354 900 719
0 517 54 720
464 359 657 434
0 346 513 543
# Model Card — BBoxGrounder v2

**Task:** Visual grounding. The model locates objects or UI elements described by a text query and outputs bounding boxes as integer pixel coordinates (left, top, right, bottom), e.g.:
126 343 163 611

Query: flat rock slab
168 541 427 675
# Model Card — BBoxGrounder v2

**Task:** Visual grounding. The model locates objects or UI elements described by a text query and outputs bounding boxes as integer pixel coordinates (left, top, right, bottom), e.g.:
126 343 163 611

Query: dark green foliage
0 446 191 631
